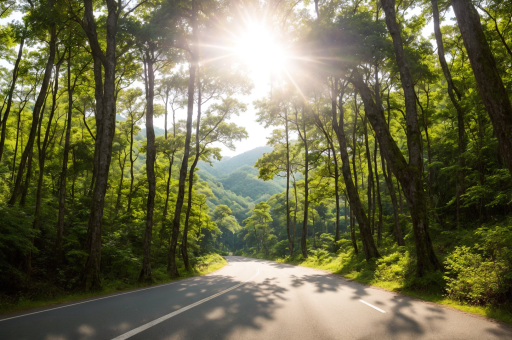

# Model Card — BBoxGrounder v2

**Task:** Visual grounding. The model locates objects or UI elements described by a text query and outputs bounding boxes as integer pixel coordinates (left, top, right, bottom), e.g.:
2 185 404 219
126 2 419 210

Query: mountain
140 126 166 137
196 146 286 221
198 146 273 177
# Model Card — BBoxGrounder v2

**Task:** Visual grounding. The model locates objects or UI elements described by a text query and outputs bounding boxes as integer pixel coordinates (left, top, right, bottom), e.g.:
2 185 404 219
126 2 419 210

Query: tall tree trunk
351 68 441 275
19 95 43 206
349 205 358 254
140 51 156 282
182 67 202 271
297 106 309 259
330 79 341 244
293 176 298 253
432 0 466 226
451 0 512 175
80 0 119 290
12 108 21 182
8 25 56 206
378 0 442 275
334 155 340 241
312 208 316 248
56 50 73 264
285 108 293 256
127 121 135 213
363 115 374 234
332 83 379 259
0 38 24 161
344 196 347 233
114 152 126 214
381 153 404 245
352 94 358 193
28 64 60 273
164 91 169 140
168 2 198 278
374 141 383 241
20 147 33 207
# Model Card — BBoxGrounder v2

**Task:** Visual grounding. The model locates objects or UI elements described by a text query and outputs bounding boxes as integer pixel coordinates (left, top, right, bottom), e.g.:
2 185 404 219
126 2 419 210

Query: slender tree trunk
169 2 198 278
0 38 24 161
312 208 316 248
164 92 169 140
285 109 293 256
114 153 126 214
334 157 340 241
140 51 156 282
451 0 512 175
12 108 21 182
56 50 73 264
382 153 404 245
376 0 442 275
349 205 358 254
293 176 298 253
127 121 135 213
28 64 60 273
20 147 33 207
352 94 358 192
81 0 120 290
330 79 341 244
363 115 374 234
8 26 55 206
432 0 466 226
182 67 202 271
297 106 309 259
351 68 441 275
344 197 347 233
332 84 379 259
374 141 383 241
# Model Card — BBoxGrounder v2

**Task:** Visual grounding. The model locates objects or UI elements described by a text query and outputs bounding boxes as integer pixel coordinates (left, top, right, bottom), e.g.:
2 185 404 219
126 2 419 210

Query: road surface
1 256 511 339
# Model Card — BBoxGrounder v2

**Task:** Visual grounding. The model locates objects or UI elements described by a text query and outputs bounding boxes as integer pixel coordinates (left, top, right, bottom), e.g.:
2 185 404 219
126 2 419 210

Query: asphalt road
1 256 511 340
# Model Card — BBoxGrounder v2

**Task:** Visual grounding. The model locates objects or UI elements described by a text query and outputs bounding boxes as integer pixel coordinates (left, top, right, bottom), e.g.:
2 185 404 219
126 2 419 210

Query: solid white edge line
111 268 260 340
359 300 386 313
0 266 226 323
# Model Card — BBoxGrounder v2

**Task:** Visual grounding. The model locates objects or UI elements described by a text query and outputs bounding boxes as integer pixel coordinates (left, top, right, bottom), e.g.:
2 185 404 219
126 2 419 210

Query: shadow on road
4 256 511 340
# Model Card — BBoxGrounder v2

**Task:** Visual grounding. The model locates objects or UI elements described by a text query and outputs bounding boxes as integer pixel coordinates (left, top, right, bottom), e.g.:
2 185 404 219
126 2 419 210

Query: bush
375 250 409 282
272 240 289 257
444 246 502 305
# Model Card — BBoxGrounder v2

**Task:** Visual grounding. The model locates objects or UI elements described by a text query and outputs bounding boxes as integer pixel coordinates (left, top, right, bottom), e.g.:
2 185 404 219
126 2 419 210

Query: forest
0 0 512 317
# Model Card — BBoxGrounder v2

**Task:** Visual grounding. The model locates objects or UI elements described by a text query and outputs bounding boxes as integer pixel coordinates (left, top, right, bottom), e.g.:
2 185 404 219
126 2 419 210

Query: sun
234 24 287 76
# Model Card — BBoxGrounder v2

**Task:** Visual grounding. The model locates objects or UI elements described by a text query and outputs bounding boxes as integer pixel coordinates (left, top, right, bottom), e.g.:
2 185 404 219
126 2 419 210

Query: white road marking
0 263 230 323
359 300 386 313
0 279 192 322
111 268 260 340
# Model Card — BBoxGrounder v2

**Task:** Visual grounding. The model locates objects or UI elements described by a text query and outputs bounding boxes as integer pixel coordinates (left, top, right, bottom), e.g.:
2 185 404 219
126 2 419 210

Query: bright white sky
1 5 453 158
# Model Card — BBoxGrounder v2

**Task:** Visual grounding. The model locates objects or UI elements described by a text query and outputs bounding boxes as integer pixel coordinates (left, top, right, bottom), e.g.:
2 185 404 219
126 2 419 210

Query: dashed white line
111 268 260 340
359 300 386 313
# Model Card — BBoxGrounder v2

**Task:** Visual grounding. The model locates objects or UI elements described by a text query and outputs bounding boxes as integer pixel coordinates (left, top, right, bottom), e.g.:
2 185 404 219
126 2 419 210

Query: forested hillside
198 146 287 203
1 0 512 320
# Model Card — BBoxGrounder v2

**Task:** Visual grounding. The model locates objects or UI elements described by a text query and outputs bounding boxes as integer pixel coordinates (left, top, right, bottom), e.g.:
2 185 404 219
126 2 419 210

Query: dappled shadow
129 272 289 339
2 256 512 339
0 272 270 340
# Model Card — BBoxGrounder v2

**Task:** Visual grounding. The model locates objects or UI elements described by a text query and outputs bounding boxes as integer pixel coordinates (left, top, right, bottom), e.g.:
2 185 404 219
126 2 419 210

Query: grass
0 253 227 316
272 249 512 326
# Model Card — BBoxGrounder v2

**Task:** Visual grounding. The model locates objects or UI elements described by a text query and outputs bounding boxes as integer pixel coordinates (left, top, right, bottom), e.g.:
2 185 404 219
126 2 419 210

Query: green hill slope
196 146 287 221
